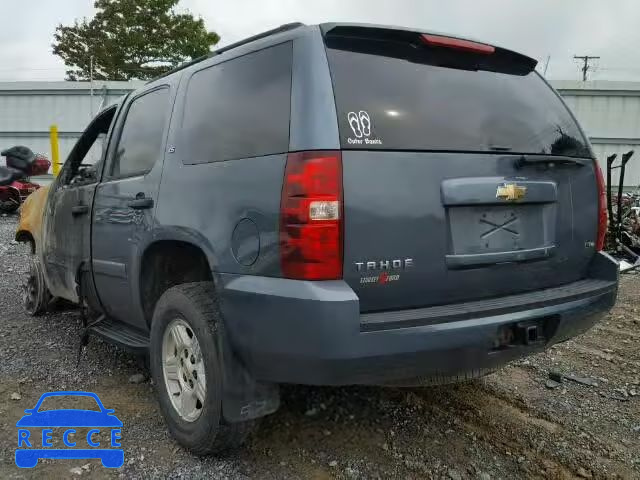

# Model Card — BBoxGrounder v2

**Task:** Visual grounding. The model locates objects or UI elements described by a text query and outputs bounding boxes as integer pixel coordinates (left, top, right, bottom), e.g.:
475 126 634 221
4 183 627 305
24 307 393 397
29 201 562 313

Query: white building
554 80 640 188
0 81 142 166
0 79 639 187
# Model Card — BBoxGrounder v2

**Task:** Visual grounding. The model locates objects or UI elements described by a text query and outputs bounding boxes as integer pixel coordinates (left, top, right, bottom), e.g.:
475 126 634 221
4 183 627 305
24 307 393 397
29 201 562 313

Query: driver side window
84 133 107 166
57 107 117 189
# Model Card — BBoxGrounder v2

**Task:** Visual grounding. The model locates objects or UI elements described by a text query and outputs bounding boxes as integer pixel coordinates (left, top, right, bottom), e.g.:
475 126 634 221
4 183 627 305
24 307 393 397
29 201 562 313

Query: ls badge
496 183 527 202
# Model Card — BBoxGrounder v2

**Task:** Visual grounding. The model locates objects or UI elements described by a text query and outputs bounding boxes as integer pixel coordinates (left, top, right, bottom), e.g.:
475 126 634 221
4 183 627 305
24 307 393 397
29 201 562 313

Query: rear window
325 33 590 157
181 42 293 164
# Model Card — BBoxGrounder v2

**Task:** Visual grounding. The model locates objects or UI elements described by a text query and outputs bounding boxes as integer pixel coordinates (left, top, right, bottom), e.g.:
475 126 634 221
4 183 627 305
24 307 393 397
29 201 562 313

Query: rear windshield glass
325 37 590 157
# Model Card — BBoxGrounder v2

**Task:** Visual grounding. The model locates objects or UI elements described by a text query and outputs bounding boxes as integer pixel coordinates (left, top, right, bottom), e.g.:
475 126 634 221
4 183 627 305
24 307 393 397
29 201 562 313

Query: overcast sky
1 0 639 82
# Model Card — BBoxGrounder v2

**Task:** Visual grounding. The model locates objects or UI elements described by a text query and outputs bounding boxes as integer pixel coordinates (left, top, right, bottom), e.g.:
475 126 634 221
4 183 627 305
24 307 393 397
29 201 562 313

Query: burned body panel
39 105 119 302
16 185 49 252
41 182 96 301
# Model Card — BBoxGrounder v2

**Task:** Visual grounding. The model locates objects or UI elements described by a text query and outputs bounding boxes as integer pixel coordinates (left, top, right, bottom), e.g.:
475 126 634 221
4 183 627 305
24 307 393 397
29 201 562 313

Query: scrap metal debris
548 370 564 383
547 370 599 388
545 379 562 389
606 151 640 271
565 373 599 387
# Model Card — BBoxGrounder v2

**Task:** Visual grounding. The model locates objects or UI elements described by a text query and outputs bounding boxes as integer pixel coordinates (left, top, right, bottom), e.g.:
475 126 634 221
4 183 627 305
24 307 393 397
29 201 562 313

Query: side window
56 106 116 188
111 88 169 178
84 133 106 165
181 42 292 164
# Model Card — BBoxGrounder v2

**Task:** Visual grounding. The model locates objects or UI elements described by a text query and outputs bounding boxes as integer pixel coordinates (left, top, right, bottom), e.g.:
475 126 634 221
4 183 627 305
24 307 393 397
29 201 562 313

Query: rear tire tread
151 282 255 455
24 256 50 316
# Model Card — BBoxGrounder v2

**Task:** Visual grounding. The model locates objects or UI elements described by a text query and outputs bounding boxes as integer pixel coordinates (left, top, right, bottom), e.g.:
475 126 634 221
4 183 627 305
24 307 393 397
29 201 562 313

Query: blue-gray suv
23 22 618 454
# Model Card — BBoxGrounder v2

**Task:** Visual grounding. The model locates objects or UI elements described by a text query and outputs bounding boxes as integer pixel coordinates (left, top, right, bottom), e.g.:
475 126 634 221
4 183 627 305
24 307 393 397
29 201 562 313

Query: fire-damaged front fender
15 185 50 253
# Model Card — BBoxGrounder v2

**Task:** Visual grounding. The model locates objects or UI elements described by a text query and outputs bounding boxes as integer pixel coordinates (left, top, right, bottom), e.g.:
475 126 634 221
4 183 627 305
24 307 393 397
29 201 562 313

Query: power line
543 55 551 77
573 55 600 81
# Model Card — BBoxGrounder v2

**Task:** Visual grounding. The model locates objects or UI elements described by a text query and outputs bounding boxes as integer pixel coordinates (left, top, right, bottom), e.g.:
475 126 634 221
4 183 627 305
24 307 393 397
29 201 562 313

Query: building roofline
0 80 144 95
550 79 640 95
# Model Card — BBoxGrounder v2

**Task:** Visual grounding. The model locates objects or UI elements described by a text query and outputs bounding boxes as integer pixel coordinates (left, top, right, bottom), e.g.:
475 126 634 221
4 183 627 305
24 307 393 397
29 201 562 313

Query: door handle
71 205 89 216
128 197 154 209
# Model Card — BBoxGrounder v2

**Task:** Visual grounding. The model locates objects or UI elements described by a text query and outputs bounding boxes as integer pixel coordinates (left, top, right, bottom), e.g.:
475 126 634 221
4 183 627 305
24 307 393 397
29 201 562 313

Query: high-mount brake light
421 34 495 55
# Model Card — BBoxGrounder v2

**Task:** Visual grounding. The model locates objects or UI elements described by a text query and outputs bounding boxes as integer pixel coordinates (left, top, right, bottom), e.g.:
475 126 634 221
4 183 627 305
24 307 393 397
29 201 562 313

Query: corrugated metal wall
0 82 141 170
552 80 640 188
1 80 639 187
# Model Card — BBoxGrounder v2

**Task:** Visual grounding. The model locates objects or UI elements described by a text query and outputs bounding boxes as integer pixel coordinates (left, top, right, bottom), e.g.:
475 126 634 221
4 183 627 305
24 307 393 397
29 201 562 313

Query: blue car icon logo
15 391 123 468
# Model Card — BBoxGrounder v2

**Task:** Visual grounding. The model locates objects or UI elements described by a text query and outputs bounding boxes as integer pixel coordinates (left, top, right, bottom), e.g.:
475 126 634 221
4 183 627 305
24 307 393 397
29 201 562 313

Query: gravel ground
0 214 638 479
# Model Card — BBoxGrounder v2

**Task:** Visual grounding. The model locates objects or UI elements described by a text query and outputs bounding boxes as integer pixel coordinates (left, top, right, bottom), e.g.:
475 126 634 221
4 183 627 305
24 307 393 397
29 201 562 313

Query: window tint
111 88 169 177
325 40 590 157
182 42 293 164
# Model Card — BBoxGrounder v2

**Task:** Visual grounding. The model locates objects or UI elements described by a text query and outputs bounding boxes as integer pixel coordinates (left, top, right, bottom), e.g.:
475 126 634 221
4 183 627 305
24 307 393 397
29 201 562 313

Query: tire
0 200 19 213
23 256 50 316
149 282 255 455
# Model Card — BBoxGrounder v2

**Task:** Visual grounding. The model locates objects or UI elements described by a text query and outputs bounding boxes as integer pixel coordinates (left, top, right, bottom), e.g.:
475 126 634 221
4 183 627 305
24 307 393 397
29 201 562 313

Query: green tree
52 0 219 81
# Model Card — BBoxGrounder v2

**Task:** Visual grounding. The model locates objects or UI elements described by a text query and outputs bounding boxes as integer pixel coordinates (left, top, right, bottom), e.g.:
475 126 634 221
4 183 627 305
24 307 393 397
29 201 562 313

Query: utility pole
573 55 600 82
89 55 94 118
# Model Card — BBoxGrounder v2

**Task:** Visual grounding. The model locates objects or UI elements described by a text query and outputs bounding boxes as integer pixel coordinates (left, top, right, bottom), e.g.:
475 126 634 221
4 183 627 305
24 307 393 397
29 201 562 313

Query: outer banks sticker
347 111 382 145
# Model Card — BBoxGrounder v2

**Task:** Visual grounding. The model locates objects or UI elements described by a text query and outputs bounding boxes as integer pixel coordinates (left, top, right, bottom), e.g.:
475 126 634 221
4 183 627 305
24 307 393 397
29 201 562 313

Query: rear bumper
219 253 618 386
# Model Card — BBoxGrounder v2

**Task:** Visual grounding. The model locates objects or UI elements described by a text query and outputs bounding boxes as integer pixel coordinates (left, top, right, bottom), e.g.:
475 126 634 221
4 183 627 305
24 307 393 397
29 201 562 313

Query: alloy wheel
162 318 206 422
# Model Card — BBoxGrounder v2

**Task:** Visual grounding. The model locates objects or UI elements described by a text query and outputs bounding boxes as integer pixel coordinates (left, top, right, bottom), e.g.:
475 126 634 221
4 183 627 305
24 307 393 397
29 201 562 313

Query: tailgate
322 25 598 312
342 151 598 312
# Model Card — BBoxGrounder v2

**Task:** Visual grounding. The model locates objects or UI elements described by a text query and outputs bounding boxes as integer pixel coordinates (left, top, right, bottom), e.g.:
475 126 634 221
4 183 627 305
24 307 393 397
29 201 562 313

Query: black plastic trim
90 317 149 353
445 245 556 268
360 278 617 332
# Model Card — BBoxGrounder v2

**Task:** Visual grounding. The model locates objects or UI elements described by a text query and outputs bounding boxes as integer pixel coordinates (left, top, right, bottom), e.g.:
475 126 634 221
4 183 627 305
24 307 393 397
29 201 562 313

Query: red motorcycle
0 146 50 213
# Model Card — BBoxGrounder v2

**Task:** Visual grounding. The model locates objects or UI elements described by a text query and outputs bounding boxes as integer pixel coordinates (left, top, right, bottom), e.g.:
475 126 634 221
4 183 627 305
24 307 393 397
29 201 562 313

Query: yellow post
50 125 60 177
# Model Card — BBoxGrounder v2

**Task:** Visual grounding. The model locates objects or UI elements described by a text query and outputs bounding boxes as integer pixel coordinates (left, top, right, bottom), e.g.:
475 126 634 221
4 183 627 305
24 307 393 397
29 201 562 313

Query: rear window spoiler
321 24 538 76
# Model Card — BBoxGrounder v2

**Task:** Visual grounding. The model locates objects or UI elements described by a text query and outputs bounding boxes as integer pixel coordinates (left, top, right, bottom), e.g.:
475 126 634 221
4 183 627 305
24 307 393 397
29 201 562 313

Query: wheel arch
137 230 218 326
15 230 35 254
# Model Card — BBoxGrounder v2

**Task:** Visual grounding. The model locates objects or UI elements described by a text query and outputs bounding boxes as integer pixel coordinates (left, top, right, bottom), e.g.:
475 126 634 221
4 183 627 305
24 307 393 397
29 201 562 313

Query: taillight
421 34 495 55
280 151 343 280
595 161 607 251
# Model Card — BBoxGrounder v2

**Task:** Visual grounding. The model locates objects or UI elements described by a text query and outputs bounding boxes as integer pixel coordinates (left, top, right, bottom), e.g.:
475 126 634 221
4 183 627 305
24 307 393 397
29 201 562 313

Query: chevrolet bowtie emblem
496 183 527 201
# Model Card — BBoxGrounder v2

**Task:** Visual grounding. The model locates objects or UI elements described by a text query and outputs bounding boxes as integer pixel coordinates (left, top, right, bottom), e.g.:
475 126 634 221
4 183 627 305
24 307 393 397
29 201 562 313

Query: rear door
92 85 173 327
322 26 598 312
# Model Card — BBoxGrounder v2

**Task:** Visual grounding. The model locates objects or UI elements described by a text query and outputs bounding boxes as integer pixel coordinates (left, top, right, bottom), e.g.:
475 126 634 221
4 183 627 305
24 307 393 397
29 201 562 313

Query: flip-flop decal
348 111 363 138
359 111 371 137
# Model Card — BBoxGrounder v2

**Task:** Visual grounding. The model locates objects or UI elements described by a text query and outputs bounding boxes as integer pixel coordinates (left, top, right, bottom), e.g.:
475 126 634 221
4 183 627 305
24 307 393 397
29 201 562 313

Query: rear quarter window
325 38 590 157
181 42 293 164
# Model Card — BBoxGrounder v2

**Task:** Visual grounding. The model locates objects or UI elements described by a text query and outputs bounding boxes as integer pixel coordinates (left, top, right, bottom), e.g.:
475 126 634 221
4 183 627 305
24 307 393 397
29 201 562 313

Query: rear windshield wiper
514 155 588 168
488 145 512 152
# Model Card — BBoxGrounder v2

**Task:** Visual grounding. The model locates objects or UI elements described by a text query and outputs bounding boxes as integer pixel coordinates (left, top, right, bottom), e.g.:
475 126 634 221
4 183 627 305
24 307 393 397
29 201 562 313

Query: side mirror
72 165 98 185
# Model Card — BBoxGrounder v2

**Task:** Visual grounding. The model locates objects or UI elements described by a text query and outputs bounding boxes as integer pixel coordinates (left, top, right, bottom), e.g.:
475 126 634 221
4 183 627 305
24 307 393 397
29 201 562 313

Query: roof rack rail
147 22 305 84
